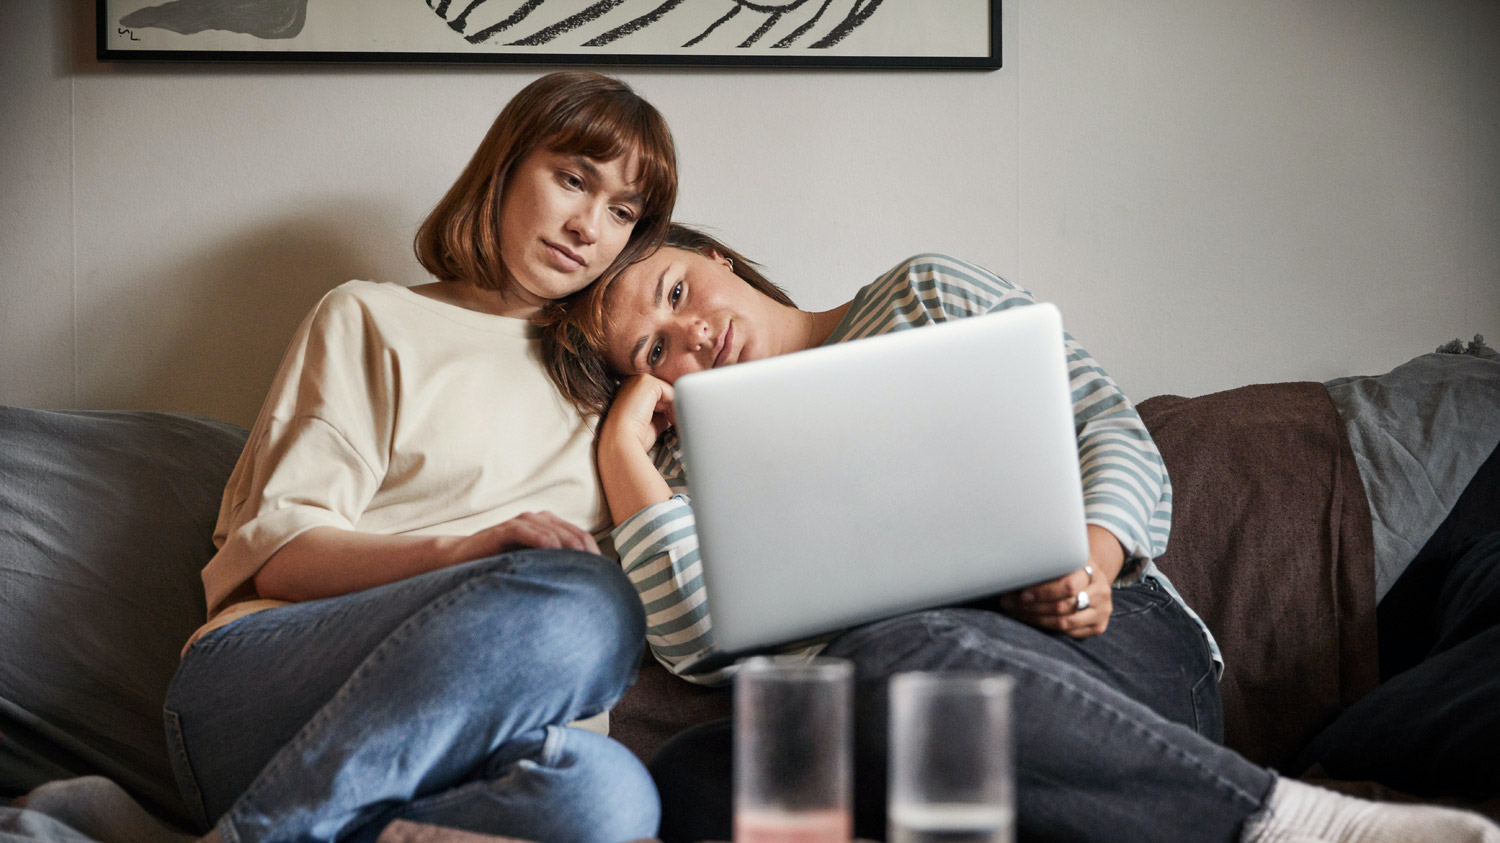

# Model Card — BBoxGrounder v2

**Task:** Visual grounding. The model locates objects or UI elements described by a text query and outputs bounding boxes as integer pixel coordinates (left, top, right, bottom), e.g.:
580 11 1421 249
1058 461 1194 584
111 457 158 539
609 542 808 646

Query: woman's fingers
475 511 601 557
998 567 1111 637
1015 569 1090 612
518 511 601 554
606 375 677 452
650 380 677 436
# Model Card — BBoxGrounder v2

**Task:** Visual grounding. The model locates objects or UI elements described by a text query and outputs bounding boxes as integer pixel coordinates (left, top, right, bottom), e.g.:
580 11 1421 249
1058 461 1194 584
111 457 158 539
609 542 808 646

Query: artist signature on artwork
117 27 141 41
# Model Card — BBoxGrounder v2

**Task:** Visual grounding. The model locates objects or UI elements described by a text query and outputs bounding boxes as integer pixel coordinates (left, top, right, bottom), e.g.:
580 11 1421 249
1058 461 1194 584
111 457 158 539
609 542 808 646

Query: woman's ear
707 248 734 272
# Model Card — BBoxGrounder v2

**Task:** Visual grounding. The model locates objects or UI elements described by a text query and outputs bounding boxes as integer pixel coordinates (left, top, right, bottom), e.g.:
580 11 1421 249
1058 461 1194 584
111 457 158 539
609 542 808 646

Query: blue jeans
650 581 1275 843
163 549 658 843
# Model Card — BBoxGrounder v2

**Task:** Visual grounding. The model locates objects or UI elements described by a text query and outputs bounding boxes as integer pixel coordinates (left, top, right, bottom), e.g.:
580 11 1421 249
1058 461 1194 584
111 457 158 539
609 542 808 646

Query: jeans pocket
163 707 212 833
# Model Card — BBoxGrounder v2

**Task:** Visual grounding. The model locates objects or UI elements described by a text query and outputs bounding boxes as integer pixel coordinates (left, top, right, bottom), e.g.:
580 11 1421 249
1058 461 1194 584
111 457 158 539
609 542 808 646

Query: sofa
1 348 1496 840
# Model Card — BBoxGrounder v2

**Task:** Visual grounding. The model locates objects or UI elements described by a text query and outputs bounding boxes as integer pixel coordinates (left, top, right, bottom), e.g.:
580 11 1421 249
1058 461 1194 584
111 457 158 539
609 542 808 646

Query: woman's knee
506 549 646 673
444 549 644 672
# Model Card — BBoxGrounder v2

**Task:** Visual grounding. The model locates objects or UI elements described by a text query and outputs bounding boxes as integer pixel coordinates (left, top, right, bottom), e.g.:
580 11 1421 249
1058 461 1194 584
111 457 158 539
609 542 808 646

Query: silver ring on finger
1074 590 1091 612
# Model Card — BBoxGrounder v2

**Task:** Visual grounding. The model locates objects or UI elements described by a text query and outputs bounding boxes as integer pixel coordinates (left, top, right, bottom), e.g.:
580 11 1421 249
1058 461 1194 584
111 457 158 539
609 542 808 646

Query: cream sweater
195 280 608 643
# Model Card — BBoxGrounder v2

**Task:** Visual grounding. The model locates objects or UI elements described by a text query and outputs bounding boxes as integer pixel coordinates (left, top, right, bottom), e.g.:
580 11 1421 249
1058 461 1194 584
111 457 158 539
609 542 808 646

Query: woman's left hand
997 525 1126 638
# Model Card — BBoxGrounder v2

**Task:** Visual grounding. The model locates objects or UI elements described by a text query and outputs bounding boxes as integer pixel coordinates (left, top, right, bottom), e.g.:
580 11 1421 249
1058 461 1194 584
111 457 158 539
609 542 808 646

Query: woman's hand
256 512 600 603
596 374 678 524
600 374 676 455
997 525 1127 638
447 511 601 562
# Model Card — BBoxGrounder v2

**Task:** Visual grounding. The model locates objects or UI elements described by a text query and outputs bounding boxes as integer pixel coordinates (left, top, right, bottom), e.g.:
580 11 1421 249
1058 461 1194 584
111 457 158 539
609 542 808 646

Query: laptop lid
673 302 1090 662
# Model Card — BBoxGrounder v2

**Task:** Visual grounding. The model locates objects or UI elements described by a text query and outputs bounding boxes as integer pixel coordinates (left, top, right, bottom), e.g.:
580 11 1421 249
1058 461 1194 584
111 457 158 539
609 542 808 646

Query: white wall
4 1 1497 428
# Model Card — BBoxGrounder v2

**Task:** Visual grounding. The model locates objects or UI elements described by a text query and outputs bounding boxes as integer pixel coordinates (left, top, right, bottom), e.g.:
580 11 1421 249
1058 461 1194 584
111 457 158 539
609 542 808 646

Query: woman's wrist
1085 524 1127 583
597 435 673 524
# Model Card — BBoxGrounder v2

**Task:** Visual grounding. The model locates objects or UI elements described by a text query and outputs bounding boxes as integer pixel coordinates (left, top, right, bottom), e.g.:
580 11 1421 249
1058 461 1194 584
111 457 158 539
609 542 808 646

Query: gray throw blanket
1326 336 1500 601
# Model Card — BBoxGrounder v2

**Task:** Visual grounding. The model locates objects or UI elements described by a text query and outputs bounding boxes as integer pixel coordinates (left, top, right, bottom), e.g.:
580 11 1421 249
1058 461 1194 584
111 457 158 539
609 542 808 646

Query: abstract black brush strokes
427 0 887 49
101 0 997 68
121 0 308 39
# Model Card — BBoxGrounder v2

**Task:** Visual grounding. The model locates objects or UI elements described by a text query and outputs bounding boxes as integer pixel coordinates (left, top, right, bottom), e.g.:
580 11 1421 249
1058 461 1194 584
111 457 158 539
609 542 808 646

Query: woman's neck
798 301 853 350
410 280 535 319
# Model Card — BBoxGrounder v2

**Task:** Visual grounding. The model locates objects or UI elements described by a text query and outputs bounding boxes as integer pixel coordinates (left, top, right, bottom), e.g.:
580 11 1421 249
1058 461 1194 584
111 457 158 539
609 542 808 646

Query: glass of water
734 655 854 843
888 671 1015 843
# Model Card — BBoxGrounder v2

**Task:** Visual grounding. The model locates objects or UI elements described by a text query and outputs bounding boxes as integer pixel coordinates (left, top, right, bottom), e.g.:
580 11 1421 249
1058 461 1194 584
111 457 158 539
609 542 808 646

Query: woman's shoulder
302 279 382 322
316 279 407 315
840 254 1036 339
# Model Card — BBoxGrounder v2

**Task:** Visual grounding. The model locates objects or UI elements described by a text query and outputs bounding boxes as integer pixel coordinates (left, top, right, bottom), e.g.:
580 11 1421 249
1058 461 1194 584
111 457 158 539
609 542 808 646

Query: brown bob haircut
539 222 796 418
415 71 677 293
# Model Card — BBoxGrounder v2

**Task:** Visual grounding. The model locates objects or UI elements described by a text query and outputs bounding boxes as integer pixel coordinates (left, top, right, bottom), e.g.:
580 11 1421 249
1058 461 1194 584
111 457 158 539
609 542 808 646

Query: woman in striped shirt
539 223 1499 843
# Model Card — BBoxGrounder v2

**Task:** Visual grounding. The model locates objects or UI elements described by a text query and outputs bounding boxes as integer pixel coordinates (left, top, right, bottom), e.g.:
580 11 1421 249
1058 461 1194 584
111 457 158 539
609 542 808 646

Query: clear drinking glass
887 671 1015 843
734 655 854 843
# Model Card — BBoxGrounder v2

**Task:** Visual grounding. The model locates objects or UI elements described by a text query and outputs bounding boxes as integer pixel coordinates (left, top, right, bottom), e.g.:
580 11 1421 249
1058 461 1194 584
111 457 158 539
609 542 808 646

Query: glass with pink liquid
734 656 854 843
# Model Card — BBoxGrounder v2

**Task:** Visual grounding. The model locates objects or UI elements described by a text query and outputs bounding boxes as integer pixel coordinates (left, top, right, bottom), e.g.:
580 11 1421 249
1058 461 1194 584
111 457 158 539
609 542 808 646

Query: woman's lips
544 240 584 271
713 323 734 368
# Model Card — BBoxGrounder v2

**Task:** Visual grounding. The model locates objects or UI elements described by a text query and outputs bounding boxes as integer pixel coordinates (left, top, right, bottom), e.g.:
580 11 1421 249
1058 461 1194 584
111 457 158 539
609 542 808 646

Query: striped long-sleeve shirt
613 254 1220 684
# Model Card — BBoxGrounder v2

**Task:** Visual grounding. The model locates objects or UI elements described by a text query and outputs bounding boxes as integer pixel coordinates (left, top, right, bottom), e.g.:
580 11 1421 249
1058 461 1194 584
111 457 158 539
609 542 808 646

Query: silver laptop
672 302 1090 673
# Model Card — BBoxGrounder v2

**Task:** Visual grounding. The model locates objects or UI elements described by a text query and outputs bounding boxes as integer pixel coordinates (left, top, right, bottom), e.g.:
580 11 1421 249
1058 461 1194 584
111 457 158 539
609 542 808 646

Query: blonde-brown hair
415 71 677 292
539 223 796 418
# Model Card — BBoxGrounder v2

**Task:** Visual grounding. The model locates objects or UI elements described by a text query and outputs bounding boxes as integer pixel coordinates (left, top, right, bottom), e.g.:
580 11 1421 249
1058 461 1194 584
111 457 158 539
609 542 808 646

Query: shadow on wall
91 205 406 428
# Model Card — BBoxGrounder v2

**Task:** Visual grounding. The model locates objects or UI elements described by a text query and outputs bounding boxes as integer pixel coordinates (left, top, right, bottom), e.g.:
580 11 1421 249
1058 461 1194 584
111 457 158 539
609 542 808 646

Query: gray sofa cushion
0 407 246 828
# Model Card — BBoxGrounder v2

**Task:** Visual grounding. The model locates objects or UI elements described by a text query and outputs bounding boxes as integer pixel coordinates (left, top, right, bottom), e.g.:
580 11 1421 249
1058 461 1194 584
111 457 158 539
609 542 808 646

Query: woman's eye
647 340 664 368
560 172 583 189
670 282 683 306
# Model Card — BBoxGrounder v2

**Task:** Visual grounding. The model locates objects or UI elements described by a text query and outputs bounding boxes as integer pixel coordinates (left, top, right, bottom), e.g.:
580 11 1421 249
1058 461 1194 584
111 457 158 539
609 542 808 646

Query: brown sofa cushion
611 655 731 763
610 382 1380 775
1140 382 1378 772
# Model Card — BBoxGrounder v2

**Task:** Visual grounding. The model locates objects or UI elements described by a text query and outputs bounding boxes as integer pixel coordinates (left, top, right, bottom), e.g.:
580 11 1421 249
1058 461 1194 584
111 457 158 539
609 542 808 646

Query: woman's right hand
596 374 679 525
600 374 676 455
256 512 600 603
448 511 601 562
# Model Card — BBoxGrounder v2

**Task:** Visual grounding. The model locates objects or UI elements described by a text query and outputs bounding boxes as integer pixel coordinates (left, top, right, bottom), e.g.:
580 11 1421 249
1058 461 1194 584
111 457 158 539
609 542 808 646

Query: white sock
20 776 199 843
1244 777 1500 843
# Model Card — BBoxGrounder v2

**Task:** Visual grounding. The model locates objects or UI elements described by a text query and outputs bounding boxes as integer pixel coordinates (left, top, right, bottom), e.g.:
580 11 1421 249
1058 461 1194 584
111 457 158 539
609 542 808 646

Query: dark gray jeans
649 580 1276 842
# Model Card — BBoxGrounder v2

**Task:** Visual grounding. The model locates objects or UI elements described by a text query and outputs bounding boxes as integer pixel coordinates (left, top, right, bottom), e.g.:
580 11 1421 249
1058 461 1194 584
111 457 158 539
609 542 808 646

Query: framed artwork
97 1 1001 69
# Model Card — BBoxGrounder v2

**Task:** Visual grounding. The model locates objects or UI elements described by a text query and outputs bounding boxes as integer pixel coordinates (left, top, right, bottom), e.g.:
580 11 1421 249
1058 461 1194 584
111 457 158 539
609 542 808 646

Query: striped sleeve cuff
612 496 721 682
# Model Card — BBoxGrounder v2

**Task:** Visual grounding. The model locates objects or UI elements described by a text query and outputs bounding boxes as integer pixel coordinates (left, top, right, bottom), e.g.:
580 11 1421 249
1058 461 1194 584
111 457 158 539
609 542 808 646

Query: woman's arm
596 374 677 522
999 328 1170 637
879 255 1171 637
254 513 601 603
595 374 724 682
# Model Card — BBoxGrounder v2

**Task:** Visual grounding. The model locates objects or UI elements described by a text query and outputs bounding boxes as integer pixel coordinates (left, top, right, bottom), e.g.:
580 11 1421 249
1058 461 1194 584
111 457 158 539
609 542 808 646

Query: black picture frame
97 1 1001 69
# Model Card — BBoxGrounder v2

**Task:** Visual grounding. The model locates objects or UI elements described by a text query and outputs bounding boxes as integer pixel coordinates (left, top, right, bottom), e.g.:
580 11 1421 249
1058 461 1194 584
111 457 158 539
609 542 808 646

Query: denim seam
162 707 211 832
1190 659 1216 736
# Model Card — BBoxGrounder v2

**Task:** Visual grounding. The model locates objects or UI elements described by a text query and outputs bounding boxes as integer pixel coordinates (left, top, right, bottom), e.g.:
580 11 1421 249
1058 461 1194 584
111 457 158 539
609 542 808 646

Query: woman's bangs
546 101 676 218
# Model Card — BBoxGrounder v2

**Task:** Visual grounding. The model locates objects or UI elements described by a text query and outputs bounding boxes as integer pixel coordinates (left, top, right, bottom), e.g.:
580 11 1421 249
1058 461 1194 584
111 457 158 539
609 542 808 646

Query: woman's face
603 246 797 384
497 145 644 311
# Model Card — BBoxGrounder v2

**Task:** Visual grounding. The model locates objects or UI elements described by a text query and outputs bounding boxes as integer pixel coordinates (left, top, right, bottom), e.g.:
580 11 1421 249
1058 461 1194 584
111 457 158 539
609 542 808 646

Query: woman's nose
685 319 710 350
566 203 600 244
